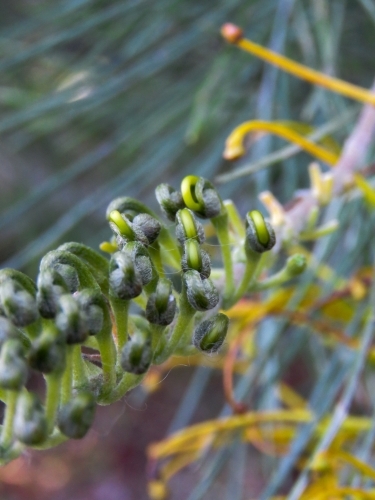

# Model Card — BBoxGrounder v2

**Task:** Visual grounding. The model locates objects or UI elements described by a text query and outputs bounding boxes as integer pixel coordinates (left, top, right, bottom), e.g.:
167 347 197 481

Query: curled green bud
175 208 205 246
28 327 66 374
125 242 154 286
121 327 152 375
109 210 136 241
14 392 47 445
109 251 143 300
146 278 176 326
74 289 106 336
183 270 219 311
286 254 307 277
181 240 211 279
36 269 69 319
181 176 222 219
155 183 185 221
132 213 161 245
0 317 21 346
57 392 96 439
0 339 27 390
55 295 88 344
106 196 156 221
245 210 276 254
0 281 38 327
193 313 229 354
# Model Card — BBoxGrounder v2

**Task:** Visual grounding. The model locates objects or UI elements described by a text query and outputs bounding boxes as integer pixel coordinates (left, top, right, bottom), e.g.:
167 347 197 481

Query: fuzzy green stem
212 211 235 308
224 200 246 239
153 284 195 364
98 372 144 405
148 242 165 278
0 391 18 449
250 266 294 292
61 347 73 405
45 372 62 435
110 297 129 360
96 331 116 395
72 345 88 388
158 228 181 269
227 250 262 308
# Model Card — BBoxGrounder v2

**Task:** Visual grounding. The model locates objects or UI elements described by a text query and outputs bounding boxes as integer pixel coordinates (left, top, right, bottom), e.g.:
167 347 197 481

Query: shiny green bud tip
193 313 229 354
245 210 276 253
181 240 211 279
286 254 307 276
175 208 205 246
180 176 221 219
109 210 135 239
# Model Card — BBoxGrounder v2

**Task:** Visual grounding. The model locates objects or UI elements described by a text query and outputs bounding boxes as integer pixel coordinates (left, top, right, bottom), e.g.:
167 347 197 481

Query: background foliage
1 0 375 499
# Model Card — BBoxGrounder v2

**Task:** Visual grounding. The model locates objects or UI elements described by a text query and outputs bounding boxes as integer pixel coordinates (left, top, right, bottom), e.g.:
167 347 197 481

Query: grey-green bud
124 242 154 286
175 208 205 246
181 240 211 279
121 329 152 375
132 213 161 245
36 269 69 319
245 210 276 254
0 281 38 327
0 317 20 347
109 251 143 300
55 295 88 344
183 270 219 311
28 328 66 374
193 313 229 354
0 339 27 390
145 278 176 326
155 183 185 221
57 392 96 439
14 392 47 445
75 289 105 336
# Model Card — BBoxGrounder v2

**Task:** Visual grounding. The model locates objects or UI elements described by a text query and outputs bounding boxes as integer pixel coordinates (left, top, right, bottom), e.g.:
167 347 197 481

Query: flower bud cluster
0 175 305 463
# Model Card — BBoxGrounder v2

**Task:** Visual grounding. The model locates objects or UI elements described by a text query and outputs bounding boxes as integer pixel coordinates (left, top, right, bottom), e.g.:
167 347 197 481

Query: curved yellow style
223 120 339 166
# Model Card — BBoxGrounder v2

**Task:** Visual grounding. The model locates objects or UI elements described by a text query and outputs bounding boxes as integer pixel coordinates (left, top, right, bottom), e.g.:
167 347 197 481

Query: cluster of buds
0 175 306 463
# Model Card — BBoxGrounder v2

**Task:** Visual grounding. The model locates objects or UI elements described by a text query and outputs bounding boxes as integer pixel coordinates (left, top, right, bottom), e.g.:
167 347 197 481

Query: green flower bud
57 243 109 294
181 240 211 279
28 327 66 374
145 278 176 326
0 317 21 346
121 328 152 375
245 210 276 254
74 289 105 336
14 392 47 445
106 196 156 221
55 295 88 344
124 242 154 286
36 269 69 319
57 392 96 439
181 176 222 219
286 254 307 277
183 270 219 311
155 183 185 221
0 339 27 390
132 213 161 245
193 313 229 354
109 210 136 242
175 208 205 246
109 251 143 300
0 281 38 327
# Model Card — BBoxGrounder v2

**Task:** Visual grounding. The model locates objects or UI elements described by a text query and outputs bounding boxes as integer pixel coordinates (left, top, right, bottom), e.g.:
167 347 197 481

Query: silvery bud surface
183 270 219 311
58 392 96 439
181 176 222 219
0 317 20 346
14 392 47 445
245 210 276 254
175 208 205 246
0 339 27 390
28 329 66 374
36 269 68 319
146 278 176 326
75 289 105 336
132 213 161 245
155 183 185 221
181 240 211 279
124 242 154 286
109 251 143 300
193 313 229 354
121 328 152 375
55 294 88 344
0 281 38 327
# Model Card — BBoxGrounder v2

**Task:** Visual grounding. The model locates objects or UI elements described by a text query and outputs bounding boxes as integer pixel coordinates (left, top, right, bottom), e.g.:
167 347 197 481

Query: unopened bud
155 183 185 221
58 392 96 439
109 252 143 300
245 210 276 254
146 278 176 326
181 240 211 279
55 295 87 344
286 254 307 277
121 329 152 375
175 208 205 246
14 392 47 445
0 339 27 390
181 176 222 219
183 270 219 311
193 313 229 354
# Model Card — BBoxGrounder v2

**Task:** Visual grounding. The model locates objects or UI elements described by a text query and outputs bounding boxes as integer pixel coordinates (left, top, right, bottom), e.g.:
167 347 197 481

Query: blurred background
0 0 375 498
